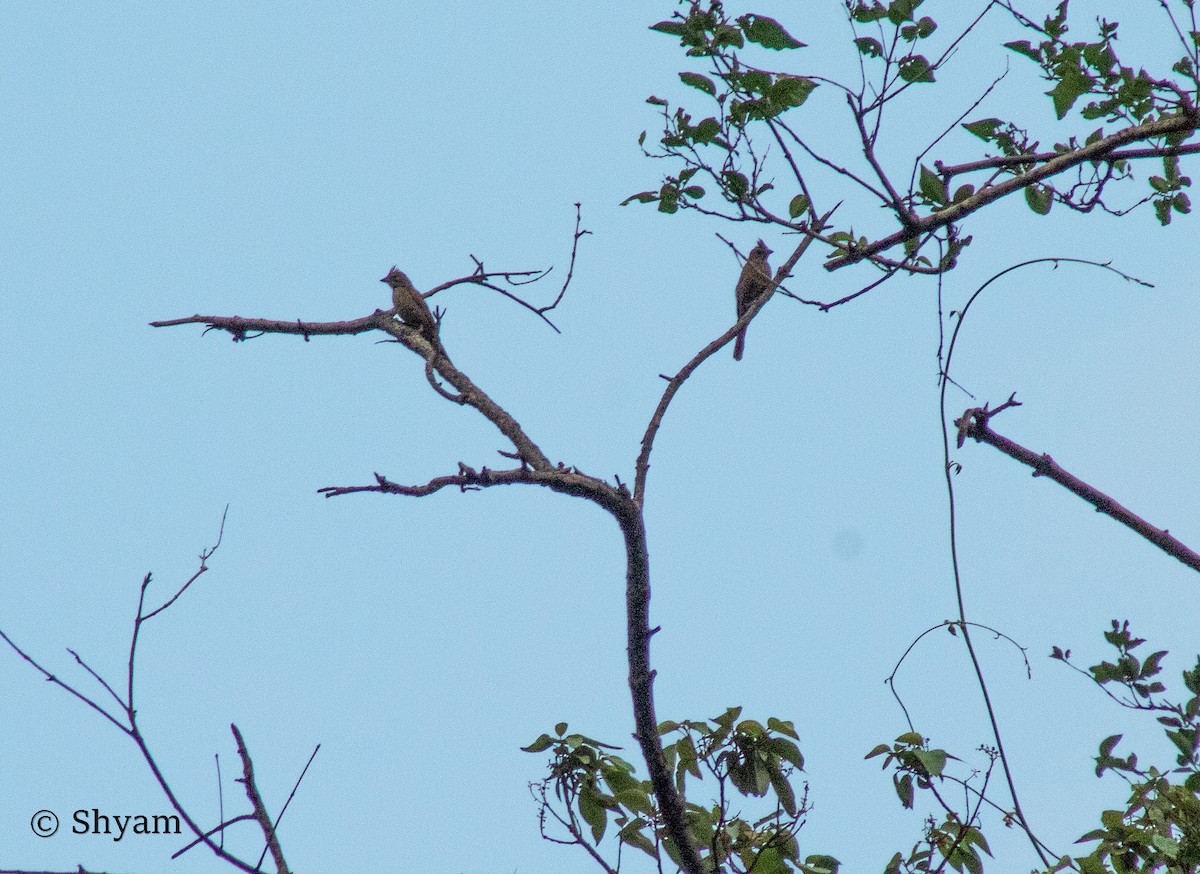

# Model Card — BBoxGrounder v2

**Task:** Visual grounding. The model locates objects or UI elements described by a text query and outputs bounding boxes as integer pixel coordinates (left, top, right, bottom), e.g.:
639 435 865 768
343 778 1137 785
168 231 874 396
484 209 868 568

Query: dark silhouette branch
958 404 1200 575
936 141 1200 181
232 723 289 874
0 512 282 874
934 256 1160 867
825 111 1200 270
148 237 717 870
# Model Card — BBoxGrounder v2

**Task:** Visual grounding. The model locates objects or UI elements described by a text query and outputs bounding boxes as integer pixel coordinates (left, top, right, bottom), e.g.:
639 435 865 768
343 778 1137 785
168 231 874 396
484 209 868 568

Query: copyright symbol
31 809 58 837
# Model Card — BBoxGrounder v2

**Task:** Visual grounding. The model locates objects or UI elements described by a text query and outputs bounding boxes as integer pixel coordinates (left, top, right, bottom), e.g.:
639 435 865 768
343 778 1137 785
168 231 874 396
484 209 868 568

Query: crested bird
733 240 774 361
382 267 439 347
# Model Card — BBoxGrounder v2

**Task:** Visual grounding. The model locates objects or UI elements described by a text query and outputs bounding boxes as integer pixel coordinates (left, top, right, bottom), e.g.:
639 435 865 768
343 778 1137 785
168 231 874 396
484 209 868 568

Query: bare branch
958 404 1200 575
0 629 128 734
231 723 290 874
429 205 591 334
142 505 228 622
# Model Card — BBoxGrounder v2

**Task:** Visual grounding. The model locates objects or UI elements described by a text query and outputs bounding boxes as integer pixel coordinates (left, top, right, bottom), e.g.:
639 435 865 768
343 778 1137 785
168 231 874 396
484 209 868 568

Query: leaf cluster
982 1 1197 222
525 710 836 874
628 0 1197 290
1048 622 1200 873
866 733 994 874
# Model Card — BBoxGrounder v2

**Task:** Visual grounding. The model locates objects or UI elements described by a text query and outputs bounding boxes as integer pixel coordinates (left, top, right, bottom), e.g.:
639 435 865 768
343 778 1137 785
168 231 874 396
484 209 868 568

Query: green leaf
679 72 716 96
739 70 772 95
956 846 984 874
522 733 554 753
692 117 721 144
770 75 817 109
952 184 975 203
900 17 936 42
737 718 766 737
1043 1 1068 39
766 736 805 769
895 773 914 808
712 23 745 50
618 818 658 857
887 0 919 25
738 14 805 50
1166 728 1198 760
804 854 841 874
767 717 800 739
1048 65 1097 120
615 787 655 816
658 184 679 214
855 37 884 58
649 21 687 37
620 190 658 206
682 185 705 199
898 54 935 83
895 731 924 746
851 2 889 24
963 826 992 856
1150 834 1180 857
1004 40 1041 62
602 763 639 794
919 164 947 205
962 118 1002 140
1099 734 1123 757
1025 183 1053 215
753 846 789 874
1142 650 1168 676
678 733 701 779
578 786 608 843
722 170 749 199
914 748 948 777
768 761 798 815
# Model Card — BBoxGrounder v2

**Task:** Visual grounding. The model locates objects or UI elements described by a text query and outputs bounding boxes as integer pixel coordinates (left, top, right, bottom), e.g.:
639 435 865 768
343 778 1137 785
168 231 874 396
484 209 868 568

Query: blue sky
2 3 1197 873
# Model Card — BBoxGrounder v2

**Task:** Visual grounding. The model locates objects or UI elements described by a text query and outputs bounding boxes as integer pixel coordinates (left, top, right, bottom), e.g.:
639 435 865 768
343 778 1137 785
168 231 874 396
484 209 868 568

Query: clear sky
2 3 1197 873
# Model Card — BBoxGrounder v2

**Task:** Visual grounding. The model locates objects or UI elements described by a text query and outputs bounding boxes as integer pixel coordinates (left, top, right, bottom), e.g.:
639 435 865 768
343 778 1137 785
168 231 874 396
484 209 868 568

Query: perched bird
381 267 439 347
733 240 774 361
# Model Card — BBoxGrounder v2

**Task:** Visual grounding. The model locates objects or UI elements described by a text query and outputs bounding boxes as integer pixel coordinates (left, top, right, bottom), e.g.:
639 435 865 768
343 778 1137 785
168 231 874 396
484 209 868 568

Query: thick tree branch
825 111 1199 270
936 141 1200 181
153 310 554 471
958 405 1200 574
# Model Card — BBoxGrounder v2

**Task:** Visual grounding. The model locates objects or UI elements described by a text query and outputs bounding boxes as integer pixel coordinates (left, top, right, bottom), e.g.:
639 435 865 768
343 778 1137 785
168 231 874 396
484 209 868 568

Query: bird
381 267 439 348
733 240 774 361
